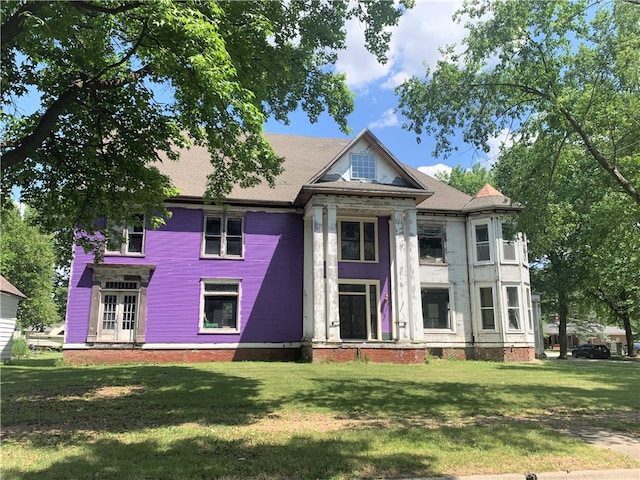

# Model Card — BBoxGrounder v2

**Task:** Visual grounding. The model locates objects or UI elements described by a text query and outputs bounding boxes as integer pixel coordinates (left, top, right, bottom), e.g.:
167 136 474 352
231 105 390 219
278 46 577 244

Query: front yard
1 353 639 479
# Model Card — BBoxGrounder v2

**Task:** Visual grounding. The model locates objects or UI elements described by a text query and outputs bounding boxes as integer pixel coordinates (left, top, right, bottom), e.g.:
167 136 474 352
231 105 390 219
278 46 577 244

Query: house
545 320 628 354
64 130 537 364
0 275 26 362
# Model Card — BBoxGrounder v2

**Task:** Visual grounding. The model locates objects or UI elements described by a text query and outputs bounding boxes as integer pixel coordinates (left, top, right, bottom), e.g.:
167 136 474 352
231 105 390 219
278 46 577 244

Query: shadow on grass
1 363 275 445
2 434 436 480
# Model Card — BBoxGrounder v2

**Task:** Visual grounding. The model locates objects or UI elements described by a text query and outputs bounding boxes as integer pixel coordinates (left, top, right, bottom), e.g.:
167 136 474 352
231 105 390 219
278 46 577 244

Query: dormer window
351 153 376 181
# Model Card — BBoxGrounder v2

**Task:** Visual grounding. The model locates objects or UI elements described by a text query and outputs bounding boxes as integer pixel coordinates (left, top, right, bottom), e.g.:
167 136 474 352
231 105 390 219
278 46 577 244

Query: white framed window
473 221 492 263
338 280 380 340
505 285 522 330
200 279 240 332
339 219 377 262
418 223 445 264
421 286 453 330
202 214 243 258
478 286 496 330
105 214 145 255
98 281 139 342
350 153 376 181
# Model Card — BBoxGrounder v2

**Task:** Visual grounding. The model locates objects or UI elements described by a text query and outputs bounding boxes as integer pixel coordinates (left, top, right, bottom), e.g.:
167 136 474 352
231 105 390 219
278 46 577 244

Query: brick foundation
64 348 300 365
305 346 426 364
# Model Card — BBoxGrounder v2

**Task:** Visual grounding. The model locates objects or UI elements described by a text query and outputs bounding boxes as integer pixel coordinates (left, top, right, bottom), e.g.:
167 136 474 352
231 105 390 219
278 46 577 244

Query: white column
406 209 424 341
325 205 340 341
312 206 326 341
393 209 410 341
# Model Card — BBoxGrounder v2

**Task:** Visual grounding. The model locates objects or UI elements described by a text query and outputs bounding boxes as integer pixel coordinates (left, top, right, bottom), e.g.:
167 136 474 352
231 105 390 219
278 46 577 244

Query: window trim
338 218 378 263
478 285 497 331
504 285 523 331
350 153 376 181
201 214 244 259
105 214 146 256
421 284 454 331
418 222 446 264
199 278 241 334
472 220 493 265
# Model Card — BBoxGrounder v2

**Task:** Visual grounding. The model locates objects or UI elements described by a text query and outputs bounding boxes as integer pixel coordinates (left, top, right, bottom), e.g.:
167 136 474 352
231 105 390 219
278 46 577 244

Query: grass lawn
2 353 639 479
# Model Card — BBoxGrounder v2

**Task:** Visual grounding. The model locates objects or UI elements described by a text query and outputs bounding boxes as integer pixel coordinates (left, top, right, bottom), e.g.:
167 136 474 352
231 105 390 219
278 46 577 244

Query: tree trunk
558 289 569 359
621 311 636 357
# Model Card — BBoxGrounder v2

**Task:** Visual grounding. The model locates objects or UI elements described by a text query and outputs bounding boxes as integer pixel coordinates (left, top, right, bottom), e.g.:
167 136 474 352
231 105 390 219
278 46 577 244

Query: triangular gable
307 129 428 190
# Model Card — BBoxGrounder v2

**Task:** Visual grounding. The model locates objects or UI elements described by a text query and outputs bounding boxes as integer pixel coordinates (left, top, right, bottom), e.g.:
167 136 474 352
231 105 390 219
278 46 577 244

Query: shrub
11 336 30 358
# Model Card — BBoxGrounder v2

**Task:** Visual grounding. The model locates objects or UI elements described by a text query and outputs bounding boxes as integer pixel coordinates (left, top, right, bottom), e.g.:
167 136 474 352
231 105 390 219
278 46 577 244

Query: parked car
571 344 611 359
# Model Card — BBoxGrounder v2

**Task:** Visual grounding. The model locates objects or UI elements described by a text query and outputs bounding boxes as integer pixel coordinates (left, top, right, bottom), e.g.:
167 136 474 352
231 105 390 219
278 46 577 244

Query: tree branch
558 104 640 205
1 1 45 51
73 1 143 15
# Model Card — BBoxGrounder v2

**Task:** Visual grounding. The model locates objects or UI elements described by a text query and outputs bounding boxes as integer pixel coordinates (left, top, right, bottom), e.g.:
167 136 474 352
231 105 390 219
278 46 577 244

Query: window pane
479 288 493 307
204 283 238 293
507 287 520 329
203 296 237 329
128 234 143 253
341 221 360 241
227 218 242 236
419 236 443 262
476 245 490 261
205 238 221 255
369 285 378 338
503 241 516 261
121 294 137 330
479 287 495 330
475 225 489 242
226 238 242 256
205 217 221 235
339 284 367 293
341 241 360 260
102 295 117 330
482 309 495 329
422 289 449 329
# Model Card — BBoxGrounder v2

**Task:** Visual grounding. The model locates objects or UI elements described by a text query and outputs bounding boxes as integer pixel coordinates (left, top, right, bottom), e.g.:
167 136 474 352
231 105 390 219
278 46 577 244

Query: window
338 281 379 340
98 281 138 342
418 223 445 263
526 287 533 331
506 286 521 330
421 288 450 329
203 215 243 257
474 223 491 262
351 153 376 180
339 220 377 262
106 215 145 255
501 223 518 263
479 287 495 330
201 281 239 332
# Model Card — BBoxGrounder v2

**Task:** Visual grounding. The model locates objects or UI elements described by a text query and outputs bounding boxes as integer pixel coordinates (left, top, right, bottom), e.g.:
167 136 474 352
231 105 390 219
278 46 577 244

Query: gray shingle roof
156 131 479 213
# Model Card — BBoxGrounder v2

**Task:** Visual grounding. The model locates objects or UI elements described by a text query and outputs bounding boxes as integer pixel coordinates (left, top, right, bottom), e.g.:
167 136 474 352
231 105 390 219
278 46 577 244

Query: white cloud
336 0 467 91
485 128 515 164
418 163 451 177
367 109 400 130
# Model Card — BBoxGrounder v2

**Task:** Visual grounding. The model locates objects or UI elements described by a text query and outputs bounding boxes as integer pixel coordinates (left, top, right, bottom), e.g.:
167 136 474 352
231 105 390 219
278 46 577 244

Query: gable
317 138 413 187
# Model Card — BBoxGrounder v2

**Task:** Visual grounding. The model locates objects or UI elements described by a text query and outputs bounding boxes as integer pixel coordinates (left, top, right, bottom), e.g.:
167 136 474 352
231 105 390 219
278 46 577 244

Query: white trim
337 279 381 341
199 278 241 333
201 213 245 259
499 222 519 264
503 284 524 332
164 202 300 215
471 219 494 265
477 284 499 332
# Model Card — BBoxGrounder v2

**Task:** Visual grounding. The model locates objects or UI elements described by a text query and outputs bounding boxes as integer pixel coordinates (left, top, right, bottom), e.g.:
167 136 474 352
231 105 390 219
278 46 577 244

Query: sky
264 0 506 177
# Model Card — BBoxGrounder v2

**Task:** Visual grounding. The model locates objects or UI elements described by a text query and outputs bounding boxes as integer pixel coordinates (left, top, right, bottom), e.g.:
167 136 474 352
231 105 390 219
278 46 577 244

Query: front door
338 282 379 340
98 290 138 342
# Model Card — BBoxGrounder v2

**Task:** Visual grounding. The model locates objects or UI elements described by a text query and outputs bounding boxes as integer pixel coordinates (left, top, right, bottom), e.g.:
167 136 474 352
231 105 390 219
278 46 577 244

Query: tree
397 0 640 206
434 163 494 196
1 0 413 259
0 203 60 330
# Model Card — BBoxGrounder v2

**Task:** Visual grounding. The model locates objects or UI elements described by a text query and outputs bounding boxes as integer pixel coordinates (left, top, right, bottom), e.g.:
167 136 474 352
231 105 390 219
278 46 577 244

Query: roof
155 131 497 213
0 275 26 298
463 184 523 213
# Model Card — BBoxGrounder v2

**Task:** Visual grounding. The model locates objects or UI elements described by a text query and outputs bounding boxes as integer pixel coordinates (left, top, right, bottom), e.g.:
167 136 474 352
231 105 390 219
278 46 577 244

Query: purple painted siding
338 217 392 335
66 209 304 344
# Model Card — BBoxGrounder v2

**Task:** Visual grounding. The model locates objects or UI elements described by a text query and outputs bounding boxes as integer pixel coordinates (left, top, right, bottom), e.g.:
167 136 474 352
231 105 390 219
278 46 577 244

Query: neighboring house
545 321 628 353
0 275 26 362
65 130 536 364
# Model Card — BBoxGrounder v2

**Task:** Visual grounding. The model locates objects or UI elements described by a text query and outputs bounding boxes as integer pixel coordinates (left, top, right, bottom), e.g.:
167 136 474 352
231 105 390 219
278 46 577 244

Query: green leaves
1 0 410 259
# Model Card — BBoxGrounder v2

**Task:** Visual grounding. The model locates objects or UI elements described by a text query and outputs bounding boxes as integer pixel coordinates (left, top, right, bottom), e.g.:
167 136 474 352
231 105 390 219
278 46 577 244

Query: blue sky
265 0 506 177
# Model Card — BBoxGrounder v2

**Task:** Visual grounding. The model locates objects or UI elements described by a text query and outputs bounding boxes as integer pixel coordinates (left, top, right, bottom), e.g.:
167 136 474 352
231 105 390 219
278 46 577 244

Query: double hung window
201 281 240 332
203 215 243 257
418 223 445 263
479 287 496 330
505 286 521 330
339 220 377 262
474 223 491 263
106 214 145 255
